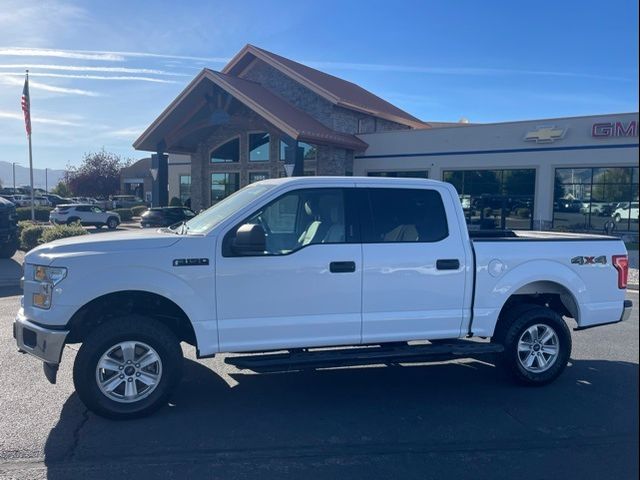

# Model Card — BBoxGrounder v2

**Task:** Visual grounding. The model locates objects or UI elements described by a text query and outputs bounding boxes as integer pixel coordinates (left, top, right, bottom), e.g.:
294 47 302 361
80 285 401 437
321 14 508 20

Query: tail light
612 255 628 289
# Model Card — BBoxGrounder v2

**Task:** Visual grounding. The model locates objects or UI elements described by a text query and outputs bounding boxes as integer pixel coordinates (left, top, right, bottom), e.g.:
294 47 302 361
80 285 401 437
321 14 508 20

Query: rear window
362 188 448 243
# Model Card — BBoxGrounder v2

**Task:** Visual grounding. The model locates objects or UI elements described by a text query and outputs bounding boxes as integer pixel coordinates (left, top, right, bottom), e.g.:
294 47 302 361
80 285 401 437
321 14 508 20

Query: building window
179 175 191 204
367 171 428 179
249 133 270 161
279 141 317 161
553 167 639 232
443 169 536 230
210 138 240 163
211 173 240 203
249 172 269 183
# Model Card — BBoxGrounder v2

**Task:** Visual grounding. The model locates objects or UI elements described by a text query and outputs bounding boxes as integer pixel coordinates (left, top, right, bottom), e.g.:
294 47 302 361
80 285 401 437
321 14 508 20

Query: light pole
45 168 48 193
12 162 20 192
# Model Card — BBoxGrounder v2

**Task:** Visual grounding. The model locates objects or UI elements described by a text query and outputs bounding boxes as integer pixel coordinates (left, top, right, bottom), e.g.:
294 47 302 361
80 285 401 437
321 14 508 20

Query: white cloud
0 110 82 126
0 64 189 76
0 72 179 84
0 47 229 63
0 75 100 96
304 61 633 82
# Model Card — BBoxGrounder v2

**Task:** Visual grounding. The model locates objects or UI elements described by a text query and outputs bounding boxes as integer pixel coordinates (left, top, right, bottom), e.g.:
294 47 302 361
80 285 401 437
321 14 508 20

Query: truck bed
469 229 620 242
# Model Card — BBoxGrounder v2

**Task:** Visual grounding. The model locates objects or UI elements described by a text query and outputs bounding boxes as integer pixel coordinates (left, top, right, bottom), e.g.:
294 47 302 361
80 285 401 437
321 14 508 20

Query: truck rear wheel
73 315 183 419
498 306 571 386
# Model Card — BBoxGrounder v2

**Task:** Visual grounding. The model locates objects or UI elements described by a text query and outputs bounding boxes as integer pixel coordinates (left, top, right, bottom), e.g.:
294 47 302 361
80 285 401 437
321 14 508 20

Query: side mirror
232 223 266 255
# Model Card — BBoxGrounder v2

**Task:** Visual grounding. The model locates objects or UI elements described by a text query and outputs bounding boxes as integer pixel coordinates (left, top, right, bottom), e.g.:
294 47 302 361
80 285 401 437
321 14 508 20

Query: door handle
436 259 460 270
330 261 356 273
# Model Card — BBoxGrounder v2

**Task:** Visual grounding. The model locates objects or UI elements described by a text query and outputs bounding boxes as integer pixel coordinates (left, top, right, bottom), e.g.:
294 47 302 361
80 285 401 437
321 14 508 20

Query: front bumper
13 311 69 365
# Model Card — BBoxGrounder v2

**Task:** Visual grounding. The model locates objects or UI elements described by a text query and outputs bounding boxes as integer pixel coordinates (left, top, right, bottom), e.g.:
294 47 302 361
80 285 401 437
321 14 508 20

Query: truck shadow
43 357 639 479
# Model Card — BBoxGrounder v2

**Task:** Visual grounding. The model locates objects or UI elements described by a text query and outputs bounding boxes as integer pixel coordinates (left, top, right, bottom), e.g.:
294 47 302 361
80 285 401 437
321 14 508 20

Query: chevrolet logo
524 125 567 144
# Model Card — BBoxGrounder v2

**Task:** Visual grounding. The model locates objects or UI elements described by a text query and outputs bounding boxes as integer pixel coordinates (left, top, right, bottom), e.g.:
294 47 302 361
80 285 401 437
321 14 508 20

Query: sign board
591 120 638 138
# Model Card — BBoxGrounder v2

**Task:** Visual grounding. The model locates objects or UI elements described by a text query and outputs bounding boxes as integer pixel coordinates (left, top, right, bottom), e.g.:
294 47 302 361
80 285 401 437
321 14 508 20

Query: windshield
184 183 275 234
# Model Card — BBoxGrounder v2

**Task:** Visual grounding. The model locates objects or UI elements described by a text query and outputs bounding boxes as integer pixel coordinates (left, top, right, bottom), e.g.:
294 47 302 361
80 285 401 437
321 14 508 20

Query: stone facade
189 58 412 210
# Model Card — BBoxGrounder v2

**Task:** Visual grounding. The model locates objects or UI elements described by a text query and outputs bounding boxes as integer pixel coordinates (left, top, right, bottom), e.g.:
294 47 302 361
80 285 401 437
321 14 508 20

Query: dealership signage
524 125 567 143
591 120 638 138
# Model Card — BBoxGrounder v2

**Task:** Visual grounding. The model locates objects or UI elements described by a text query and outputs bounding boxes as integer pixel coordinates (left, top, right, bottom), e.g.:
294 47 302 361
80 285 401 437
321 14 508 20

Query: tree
50 181 72 197
64 150 132 198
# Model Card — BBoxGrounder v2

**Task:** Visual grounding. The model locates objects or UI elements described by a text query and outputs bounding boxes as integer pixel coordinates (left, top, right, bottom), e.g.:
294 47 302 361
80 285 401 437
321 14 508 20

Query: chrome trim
14 313 68 365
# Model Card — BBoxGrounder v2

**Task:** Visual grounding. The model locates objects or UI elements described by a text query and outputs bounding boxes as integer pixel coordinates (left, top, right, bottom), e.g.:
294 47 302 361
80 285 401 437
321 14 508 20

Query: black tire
67 217 81 226
73 315 183 419
107 217 119 230
496 305 571 386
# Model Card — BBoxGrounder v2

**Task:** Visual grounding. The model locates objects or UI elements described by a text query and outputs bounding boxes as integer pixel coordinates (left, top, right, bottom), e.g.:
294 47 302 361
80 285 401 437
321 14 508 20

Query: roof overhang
134 69 368 153
223 45 427 129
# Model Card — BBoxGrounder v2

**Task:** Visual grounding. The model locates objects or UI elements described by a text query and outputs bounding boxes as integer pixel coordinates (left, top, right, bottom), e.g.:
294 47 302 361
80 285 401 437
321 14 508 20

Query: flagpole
26 70 35 221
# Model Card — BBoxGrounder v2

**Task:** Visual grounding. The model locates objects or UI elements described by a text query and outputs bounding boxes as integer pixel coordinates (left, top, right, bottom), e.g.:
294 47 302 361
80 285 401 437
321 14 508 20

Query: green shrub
20 225 47 251
16 206 53 222
516 208 531 219
169 196 182 207
131 205 148 217
17 220 38 238
113 208 133 222
40 223 88 244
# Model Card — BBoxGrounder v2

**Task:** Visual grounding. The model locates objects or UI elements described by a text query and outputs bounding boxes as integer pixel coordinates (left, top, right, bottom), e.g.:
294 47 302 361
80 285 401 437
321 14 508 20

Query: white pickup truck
14 177 632 419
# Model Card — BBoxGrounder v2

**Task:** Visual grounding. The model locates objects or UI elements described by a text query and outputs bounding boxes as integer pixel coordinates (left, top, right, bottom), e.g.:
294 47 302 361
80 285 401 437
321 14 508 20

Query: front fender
53 265 218 354
472 259 587 336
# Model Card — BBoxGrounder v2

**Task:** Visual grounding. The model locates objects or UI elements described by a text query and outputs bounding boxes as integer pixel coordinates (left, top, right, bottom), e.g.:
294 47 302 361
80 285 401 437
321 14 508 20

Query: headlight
33 266 67 309
34 266 67 285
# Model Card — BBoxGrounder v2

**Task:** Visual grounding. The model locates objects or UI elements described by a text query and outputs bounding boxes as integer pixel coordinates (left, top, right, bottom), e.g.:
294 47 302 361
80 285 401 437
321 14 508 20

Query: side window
363 188 448 243
224 188 351 256
76 206 90 212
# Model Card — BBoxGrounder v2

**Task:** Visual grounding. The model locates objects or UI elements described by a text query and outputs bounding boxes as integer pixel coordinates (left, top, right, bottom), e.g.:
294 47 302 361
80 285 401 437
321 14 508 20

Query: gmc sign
591 120 638 138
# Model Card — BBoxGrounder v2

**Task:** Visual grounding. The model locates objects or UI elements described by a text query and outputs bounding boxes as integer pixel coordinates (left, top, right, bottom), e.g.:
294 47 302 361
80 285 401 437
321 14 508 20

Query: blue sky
0 0 637 171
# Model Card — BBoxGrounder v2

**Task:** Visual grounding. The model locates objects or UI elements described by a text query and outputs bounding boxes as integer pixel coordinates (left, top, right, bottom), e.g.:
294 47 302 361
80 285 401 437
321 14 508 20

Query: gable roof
223 45 427 129
133 69 368 153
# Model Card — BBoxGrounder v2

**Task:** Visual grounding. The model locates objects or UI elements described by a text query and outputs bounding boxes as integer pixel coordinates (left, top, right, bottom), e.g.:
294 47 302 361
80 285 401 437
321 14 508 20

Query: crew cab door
359 185 468 342
215 187 362 352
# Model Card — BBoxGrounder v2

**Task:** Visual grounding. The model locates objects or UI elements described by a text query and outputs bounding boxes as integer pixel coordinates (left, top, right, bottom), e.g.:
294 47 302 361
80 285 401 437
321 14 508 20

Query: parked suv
611 202 639 223
49 204 121 230
140 207 196 228
0 196 18 258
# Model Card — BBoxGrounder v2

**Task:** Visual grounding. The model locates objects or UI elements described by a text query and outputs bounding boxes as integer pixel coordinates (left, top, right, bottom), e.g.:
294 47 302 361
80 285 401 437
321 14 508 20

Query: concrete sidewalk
0 250 23 287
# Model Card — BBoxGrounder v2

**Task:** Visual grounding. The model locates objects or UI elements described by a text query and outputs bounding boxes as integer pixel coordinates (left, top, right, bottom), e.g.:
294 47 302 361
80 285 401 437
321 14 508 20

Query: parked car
43 194 72 207
8 194 49 207
140 207 196 228
111 195 145 209
0 195 18 258
611 202 639 222
555 199 583 213
49 204 121 230
14 177 632 419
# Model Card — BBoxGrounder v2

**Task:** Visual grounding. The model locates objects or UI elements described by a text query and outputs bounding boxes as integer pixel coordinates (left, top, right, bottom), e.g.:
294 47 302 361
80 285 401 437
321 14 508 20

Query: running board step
224 340 504 372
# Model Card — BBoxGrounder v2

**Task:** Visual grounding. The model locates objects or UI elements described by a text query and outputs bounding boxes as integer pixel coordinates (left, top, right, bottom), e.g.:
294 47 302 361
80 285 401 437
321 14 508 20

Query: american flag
21 73 31 136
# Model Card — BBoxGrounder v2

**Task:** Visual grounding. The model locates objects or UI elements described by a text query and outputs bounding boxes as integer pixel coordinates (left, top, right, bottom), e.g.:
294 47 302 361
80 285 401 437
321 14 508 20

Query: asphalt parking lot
0 291 637 479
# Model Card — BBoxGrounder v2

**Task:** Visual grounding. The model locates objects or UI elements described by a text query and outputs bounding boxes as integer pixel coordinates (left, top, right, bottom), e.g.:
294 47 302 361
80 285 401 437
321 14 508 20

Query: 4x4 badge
571 255 607 265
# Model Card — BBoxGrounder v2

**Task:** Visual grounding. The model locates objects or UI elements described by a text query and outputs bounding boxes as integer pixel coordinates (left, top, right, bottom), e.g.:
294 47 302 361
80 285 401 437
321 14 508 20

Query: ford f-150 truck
14 177 632 419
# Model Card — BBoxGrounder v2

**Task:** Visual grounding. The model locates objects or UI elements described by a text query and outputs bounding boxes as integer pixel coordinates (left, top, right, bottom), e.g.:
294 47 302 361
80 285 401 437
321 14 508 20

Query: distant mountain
0 161 66 191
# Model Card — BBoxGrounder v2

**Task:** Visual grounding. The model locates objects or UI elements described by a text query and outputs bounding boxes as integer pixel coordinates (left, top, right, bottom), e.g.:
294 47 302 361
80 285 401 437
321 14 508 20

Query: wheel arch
491 280 579 341
66 290 197 348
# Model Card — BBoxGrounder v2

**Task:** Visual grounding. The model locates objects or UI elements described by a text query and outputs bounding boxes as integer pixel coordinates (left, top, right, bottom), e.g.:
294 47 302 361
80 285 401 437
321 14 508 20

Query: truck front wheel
499 306 571 386
73 315 183 419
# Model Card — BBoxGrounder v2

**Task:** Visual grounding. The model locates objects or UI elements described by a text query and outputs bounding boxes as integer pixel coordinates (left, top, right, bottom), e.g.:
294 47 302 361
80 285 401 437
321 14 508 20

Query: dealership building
133 44 639 234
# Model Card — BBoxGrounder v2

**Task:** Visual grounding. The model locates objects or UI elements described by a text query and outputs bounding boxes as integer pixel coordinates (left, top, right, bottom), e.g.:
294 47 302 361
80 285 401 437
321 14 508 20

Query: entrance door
360 186 468 342
215 187 362 352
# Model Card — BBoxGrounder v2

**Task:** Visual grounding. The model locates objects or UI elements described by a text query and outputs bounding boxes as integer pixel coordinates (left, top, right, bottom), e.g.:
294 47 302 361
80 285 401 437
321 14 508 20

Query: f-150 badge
571 255 607 265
